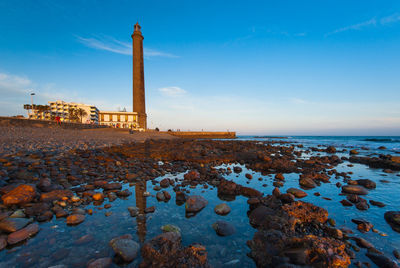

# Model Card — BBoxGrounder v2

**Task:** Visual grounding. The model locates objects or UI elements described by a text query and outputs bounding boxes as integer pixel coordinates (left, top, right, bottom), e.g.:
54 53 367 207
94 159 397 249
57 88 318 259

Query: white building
99 111 143 130
48 100 99 124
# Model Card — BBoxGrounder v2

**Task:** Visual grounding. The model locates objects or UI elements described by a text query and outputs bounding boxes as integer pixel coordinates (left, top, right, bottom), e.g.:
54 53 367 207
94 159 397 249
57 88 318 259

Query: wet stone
109 236 139 263
1 184 36 206
7 223 39 245
127 206 139 217
185 195 208 213
212 220 236 236
286 188 307 198
0 217 32 233
342 185 369 195
214 203 231 215
88 257 112 268
66 214 85 225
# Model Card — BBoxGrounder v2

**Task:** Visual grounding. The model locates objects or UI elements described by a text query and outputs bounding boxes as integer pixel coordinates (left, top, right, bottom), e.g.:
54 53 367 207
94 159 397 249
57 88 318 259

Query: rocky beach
0 125 400 267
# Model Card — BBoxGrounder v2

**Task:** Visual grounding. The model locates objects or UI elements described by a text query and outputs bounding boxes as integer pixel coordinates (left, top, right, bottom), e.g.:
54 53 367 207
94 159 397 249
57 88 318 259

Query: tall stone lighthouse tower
131 22 147 129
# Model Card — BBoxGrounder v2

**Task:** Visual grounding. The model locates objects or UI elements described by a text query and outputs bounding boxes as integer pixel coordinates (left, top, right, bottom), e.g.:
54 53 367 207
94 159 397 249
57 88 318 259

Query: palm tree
68 108 77 122
76 108 88 123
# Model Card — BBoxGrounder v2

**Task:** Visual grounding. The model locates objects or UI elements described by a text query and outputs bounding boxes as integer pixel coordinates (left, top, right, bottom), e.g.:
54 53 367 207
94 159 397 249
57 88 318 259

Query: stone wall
161 131 236 139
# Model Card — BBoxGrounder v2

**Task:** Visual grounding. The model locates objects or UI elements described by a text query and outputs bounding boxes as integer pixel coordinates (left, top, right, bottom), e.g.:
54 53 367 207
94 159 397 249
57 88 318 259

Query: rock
117 189 132 197
352 218 373 233
366 252 400 268
286 188 307 198
184 170 200 181
145 206 155 213
160 178 170 188
0 217 32 233
140 231 209 267
370 200 386 207
88 257 112 268
156 192 165 201
233 166 242 173
74 234 94 245
175 191 186 204
249 206 275 227
245 173 253 180
340 199 353 206
356 179 376 189
127 206 139 217
280 193 295 203
394 249 400 260
342 185 368 195
299 177 317 189
40 189 73 202
240 186 262 197
109 236 139 263
92 193 104 201
326 146 336 153
283 201 328 224
163 191 171 201
1 184 36 206
212 220 236 236
185 195 208 213
161 224 181 234
350 150 359 155
7 223 39 245
248 198 260 205
0 236 6 251
384 211 400 233
352 237 374 249
66 214 85 225
272 187 281 197
102 182 122 191
9 210 25 218
214 203 231 215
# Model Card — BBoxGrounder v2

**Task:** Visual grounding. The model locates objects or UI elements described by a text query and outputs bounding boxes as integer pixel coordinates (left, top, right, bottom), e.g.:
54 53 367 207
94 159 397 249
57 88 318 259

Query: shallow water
1 137 400 267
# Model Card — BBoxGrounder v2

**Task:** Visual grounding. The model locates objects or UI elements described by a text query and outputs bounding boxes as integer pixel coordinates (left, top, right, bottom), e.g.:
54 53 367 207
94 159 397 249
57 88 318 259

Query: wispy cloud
77 35 178 58
158 86 187 97
327 13 400 36
290 98 308 104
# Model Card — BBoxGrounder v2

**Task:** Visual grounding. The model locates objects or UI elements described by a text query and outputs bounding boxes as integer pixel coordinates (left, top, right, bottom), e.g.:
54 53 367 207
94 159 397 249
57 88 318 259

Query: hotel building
99 111 143 130
48 100 99 124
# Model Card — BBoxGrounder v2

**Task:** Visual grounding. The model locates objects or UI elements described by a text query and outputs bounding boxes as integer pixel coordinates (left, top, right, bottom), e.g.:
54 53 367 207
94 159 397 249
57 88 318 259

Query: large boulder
1 184 36 206
385 211 400 233
342 185 368 195
185 195 208 213
0 217 32 233
212 221 236 236
7 223 39 245
109 235 139 263
40 189 73 202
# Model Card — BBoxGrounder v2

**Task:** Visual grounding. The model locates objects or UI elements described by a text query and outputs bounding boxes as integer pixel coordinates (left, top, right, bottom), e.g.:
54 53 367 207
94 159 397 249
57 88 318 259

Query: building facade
99 111 143 130
48 100 99 124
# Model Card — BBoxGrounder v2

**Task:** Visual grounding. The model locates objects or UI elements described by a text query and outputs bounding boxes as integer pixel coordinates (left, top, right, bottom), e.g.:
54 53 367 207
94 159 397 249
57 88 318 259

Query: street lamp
30 92 35 119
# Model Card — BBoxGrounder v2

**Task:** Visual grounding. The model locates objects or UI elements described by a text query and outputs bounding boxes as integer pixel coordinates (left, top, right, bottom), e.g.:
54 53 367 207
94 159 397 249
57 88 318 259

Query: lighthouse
131 22 147 130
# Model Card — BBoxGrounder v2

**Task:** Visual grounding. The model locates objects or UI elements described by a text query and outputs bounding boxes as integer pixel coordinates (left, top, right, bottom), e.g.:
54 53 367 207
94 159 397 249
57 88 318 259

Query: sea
1 136 399 267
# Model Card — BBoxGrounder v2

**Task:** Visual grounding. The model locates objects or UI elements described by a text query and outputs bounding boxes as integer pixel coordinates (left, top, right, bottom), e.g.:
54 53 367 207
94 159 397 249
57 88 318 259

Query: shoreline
0 126 399 267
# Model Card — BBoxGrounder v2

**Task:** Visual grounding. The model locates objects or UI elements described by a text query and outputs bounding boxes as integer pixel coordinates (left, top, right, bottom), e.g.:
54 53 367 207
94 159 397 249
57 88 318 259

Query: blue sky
1 0 399 135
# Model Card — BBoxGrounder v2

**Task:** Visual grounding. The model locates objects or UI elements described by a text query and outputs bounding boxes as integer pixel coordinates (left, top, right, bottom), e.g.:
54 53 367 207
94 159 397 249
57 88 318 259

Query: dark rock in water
117 189 132 197
156 192 165 202
0 217 32 233
0 236 6 251
366 252 400 268
350 150 359 155
326 146 336 154
37 211 54 222
342 185 368 195
352 237 374 249
7 223 39 245
393 249 400 260
88 257 112 268
140 232 210 267
351 218 373 233
103 182 122 191
240 186 262 197
370 200 386 207
355 200 369 211
184 170 200 181
127 207 138 217
233 166 242 173
275 173 284 181
272 187 281 197
160 178 170 188
384 211 400 233
212 220 236 236
1 184 36 206
109 236 139 263
214 203 231 215
283 201 328 224
74 234 94 245
299 177 317 189
356 179 376 189
286 188 307 198
145 206 155 213
245 173 253 180
185 195 208 213
249 206 276 227
280 193 295 203
340 200 353 206
175 191 186 205
66 214 85 225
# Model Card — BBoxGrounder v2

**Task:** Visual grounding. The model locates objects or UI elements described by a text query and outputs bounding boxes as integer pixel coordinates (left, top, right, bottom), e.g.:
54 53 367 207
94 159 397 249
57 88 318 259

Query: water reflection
135 180 147 243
